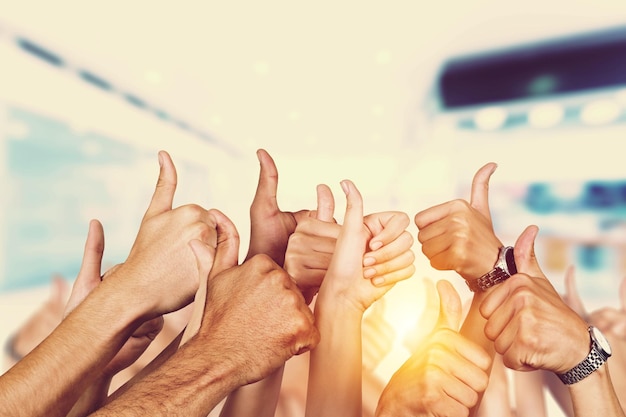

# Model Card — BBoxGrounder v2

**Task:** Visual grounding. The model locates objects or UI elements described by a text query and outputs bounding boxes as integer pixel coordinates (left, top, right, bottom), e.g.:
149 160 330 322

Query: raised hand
362 299 395 372
362 212 416 287
480 225 589 373
5 276 69 368
65 219 164 379
246 149 312 265
283 185 337 303
107 150 219 317
414 163 502 281
317 181 411 312
192 215 319 387
180 209 238 345
285 186 415 304
376 280 491 417
403 277 440 353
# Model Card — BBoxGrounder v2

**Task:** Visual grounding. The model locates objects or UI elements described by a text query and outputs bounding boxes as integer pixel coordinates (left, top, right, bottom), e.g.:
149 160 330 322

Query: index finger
364 211 410 251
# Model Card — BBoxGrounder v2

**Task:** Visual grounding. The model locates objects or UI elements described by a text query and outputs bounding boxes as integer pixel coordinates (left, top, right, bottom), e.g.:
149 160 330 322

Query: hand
8 276 68 364
480 226 589 373
283 185 337 303
107 151 219 317
191 214 320 386
180 209 236 345
414 163 502 280
246 149 315 265
376 280 491 417
285 186 415 304
362 298 395 372
362 211 416 287
402 278 440 353
318 180 412 313
64 219 164 378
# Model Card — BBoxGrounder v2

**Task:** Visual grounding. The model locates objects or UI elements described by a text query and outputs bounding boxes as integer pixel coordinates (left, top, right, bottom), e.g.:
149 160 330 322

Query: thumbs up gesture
185 209 320 387
414 163 503 282
479 226 590 374
376 280 491 417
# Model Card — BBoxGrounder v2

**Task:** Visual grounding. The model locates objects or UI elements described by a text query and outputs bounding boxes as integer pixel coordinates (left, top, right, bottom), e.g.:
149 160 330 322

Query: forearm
568 365 625 417
0 284 141 417
92 339 240 417
67 376 113 417
219 366 285 417
514 371 547 417
306 299 363 417
460 293 495 417
106 331 184 404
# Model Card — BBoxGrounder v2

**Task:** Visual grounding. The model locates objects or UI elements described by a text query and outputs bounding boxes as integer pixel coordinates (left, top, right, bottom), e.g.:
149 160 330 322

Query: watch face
505 247 517 275
591 326 612 356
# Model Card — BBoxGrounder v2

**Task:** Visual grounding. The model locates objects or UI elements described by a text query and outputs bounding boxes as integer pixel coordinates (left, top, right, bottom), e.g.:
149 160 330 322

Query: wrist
316 287 368 316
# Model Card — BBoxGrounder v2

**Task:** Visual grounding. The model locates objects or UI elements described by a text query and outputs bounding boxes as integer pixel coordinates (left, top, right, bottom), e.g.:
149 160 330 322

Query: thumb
208 209 240 279
65 219 105 316
251 148 279 214
513 225 546 279
143 151 178 220
314 184 335 222
182 238 216 345
435 280 462 331
403 277 438 352
563 265 588 318
339 180 364 236
469 162 497 223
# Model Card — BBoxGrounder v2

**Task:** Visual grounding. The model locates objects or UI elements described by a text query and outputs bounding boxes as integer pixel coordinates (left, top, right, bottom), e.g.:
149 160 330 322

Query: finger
315 184 335 222
368 256 416 287
340 180 364 231
143 151 178 220
365 211 410 251
563 265 588 318
251 148 279 213
414 201 450 230
620 276 626 310
208 209 240 279
436 280 462 331
514 225 546 278
50 275 69 307
66 219 105 315
182 239 216 344
364 231 414 269
469 162 497 223
479 273 518 320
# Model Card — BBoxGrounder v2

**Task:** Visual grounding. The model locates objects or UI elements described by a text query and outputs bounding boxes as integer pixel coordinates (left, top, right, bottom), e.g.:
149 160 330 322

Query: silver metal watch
557 326 612 385
466 246 517 292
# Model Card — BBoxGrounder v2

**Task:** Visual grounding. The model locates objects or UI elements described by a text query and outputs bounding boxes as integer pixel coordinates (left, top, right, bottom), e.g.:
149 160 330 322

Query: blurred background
2 0 626 415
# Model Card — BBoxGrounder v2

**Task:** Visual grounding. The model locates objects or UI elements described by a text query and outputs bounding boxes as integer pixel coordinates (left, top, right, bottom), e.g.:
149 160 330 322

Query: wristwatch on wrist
557 326 612 385
466 246 517 292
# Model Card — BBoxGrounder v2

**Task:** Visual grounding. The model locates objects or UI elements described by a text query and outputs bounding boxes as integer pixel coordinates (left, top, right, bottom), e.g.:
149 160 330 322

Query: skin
93 209 320 416
376 279 491 417
0 150 220 417
413 162 502 416
480 225 625 417
216 149 415 417
64 220 164 417
544 266 626 415
305 180 415 417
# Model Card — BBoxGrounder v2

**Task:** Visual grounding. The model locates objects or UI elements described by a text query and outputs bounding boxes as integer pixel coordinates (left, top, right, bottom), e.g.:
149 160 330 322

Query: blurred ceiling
1 0 626 159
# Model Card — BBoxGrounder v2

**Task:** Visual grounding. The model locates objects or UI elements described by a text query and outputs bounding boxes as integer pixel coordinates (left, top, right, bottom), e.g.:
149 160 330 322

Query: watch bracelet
466 267 510 292
557 347 607 385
